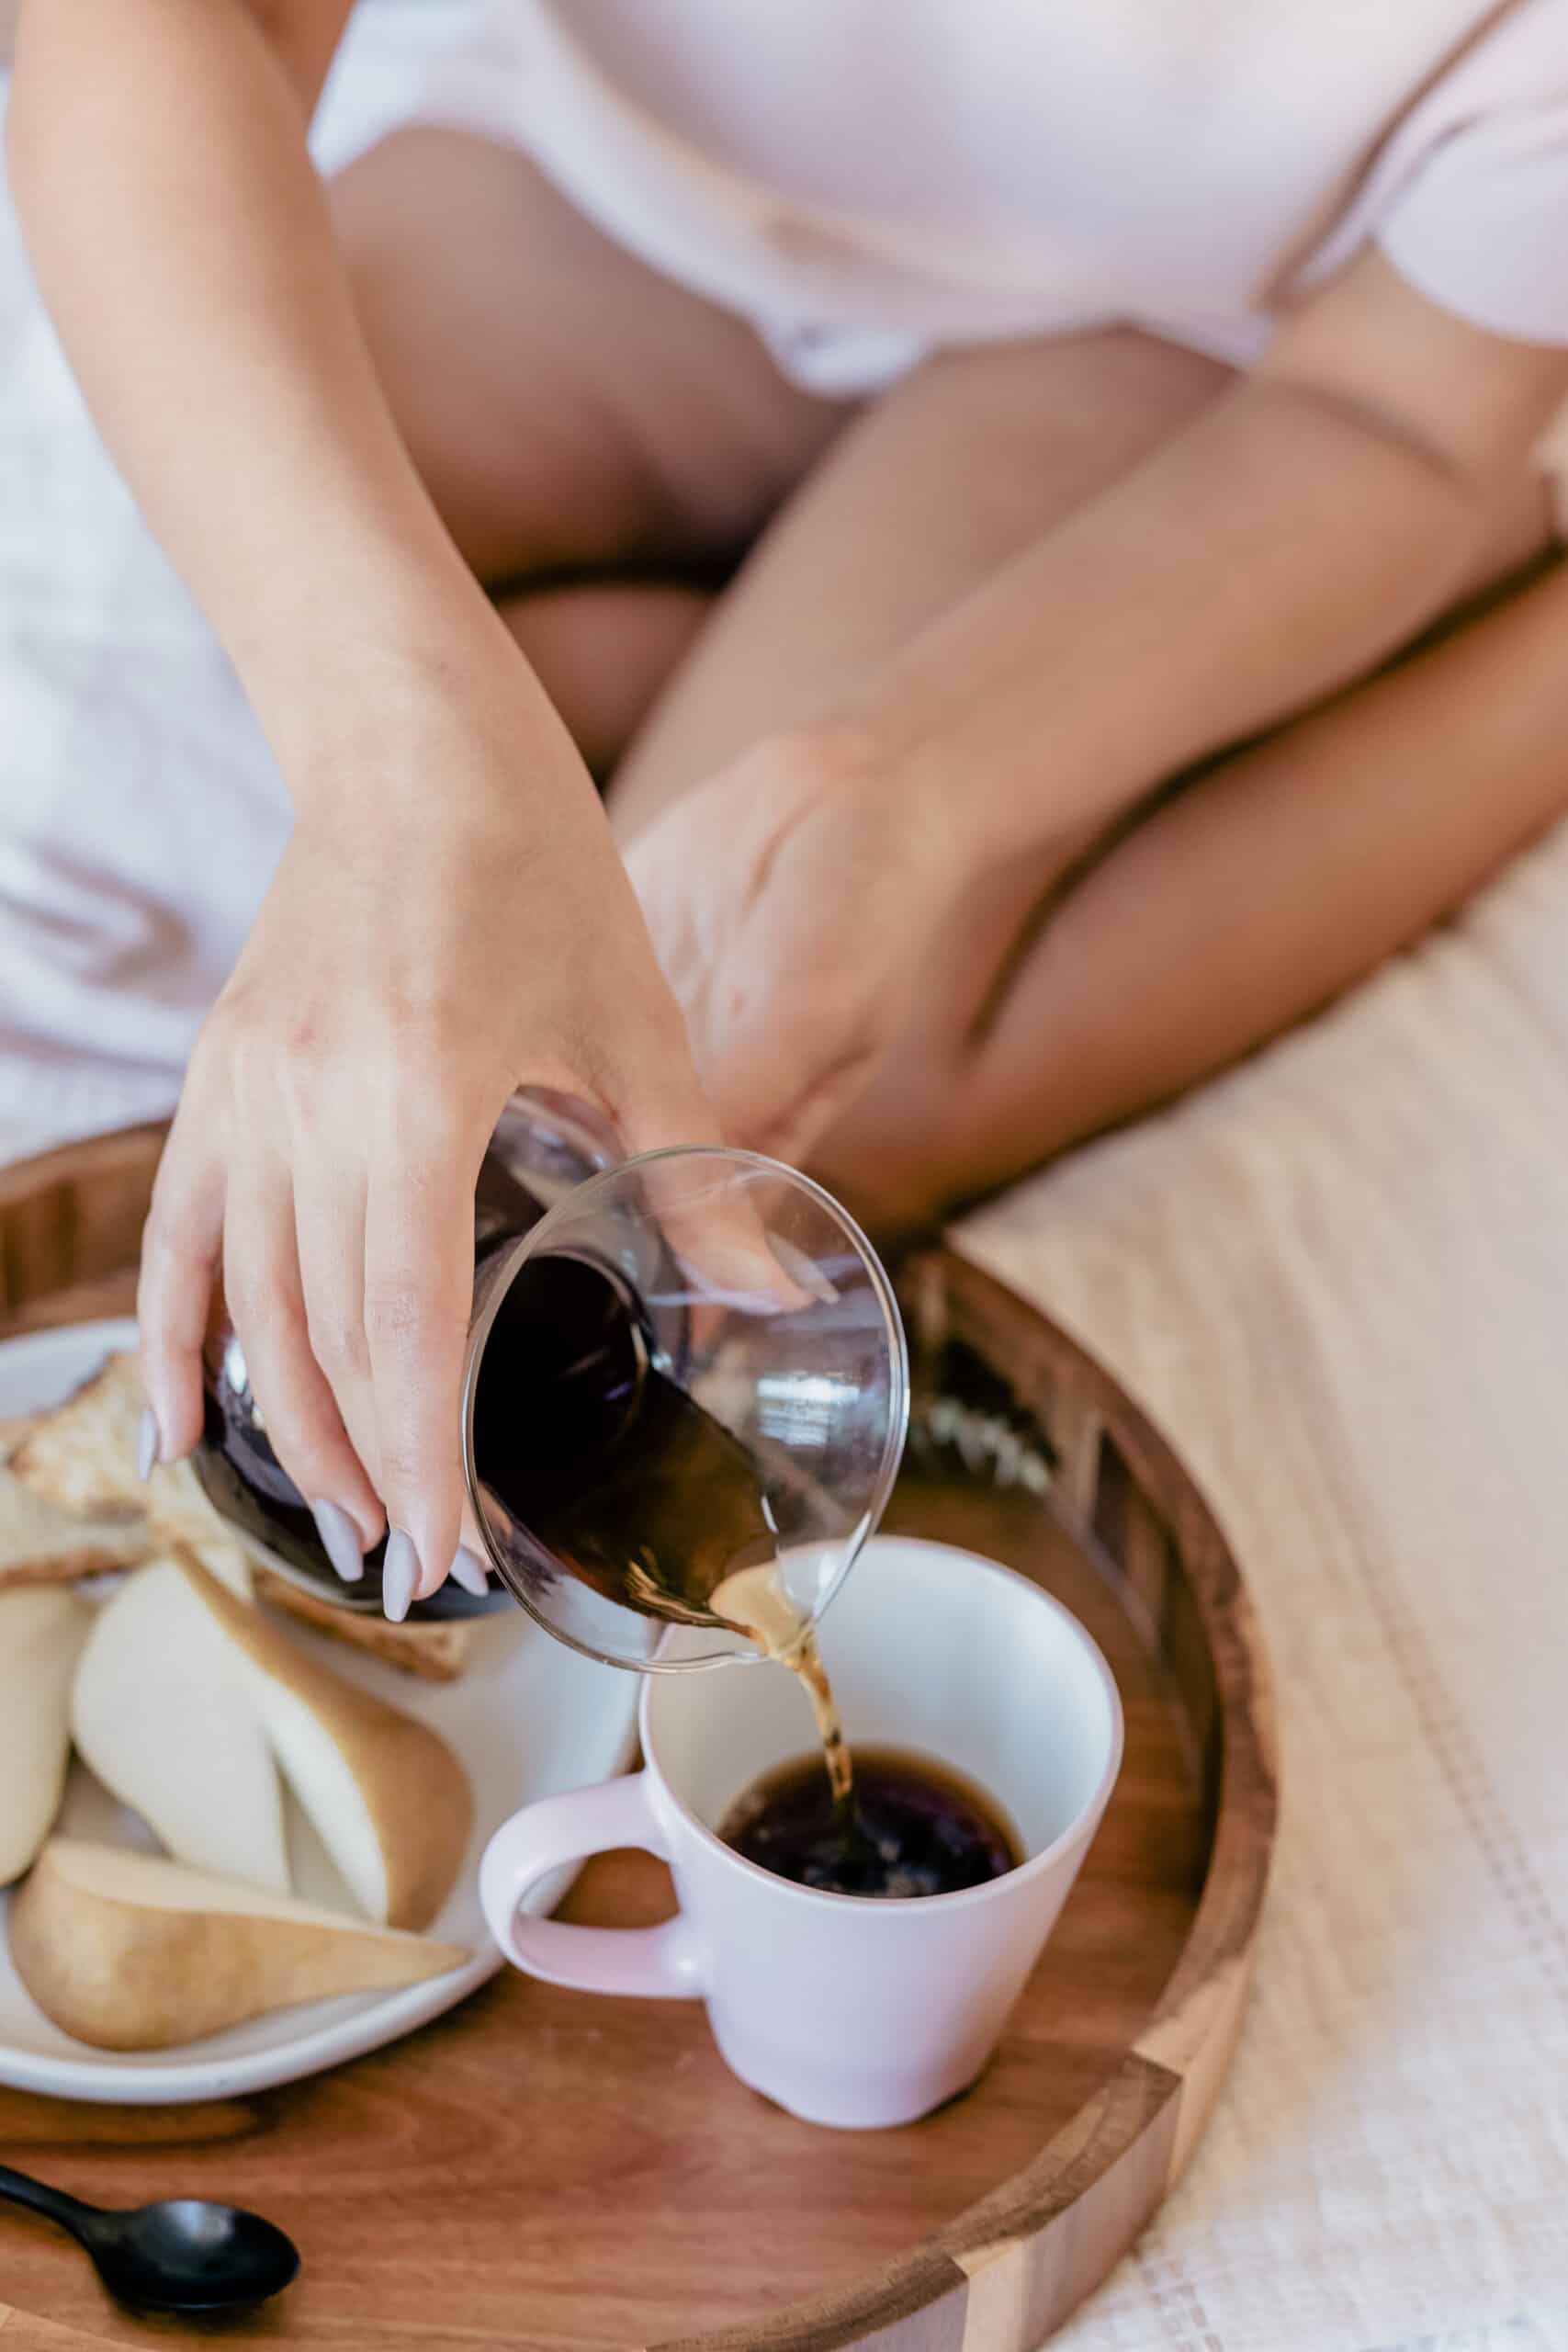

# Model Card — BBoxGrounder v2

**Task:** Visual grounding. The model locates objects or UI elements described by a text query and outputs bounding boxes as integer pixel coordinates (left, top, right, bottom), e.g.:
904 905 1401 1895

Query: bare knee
806 1143 953 1250
808 1063 984 1244
805 834 1105 1235
812 1035 1099 1241
500 580 712 778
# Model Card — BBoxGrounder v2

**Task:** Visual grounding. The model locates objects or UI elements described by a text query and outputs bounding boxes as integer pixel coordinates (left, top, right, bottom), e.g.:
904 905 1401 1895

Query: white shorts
344 0 1568 507
390 0 1275 400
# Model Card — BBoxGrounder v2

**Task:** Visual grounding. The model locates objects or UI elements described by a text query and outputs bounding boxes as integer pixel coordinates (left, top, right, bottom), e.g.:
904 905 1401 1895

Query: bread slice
0 1410 39 1459
0 1470 150 1590
9 1351 252 1599
8 1351 144 1516
254 1568 476 1681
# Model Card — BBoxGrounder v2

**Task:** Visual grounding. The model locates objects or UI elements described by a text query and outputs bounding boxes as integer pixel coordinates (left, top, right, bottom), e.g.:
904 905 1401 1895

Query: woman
11 0 1568 1618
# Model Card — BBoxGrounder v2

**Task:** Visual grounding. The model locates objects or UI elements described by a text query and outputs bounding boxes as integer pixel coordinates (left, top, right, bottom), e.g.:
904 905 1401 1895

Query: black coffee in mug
718 1746 1021 1899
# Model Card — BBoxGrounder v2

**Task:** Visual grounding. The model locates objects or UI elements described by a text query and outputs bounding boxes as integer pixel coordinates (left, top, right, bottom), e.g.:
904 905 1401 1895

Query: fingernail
765 1228 840 1306
136 1408 161 1484
381 1528 420 1623
310 1498 366 1585
448 1544 491 1598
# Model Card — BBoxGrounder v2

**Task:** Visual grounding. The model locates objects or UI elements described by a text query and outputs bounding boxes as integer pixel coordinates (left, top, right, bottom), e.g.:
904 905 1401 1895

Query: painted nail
381 1528 420 1623
448 1544 491 1598
136 1408 161 1485
765 1230 840 1306
310 1498 366 1585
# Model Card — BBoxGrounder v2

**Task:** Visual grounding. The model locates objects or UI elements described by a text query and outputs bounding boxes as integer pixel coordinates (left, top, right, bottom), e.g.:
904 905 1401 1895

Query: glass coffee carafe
196 1091 909 1668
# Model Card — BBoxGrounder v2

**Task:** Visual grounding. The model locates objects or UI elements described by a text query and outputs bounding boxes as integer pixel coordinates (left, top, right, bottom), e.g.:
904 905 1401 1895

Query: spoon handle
0 2162 95 2239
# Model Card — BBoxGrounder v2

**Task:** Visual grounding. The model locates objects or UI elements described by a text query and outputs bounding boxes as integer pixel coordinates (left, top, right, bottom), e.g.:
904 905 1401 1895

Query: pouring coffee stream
709 1564 854 1809
472 1244 860 1808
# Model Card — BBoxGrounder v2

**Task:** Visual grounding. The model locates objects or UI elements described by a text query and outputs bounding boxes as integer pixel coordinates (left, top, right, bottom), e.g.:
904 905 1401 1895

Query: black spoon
0 2162 300 2313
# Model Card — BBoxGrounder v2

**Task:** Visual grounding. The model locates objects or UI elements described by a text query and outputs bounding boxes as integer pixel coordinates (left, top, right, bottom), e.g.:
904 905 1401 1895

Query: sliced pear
11 1839 469 2051
0 1589 92 1883
71 1560 289 1893
175 1555 473 1930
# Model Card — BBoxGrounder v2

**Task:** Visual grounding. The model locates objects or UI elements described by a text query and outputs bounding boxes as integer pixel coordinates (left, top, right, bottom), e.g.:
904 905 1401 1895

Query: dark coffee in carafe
197 1104 794 1633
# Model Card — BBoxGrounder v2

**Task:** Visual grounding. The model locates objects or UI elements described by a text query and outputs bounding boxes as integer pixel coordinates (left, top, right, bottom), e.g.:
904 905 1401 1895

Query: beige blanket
957 813 1568 2348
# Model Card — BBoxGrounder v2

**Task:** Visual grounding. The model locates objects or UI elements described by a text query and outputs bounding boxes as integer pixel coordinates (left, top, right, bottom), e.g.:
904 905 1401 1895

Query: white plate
0 1317 640 2105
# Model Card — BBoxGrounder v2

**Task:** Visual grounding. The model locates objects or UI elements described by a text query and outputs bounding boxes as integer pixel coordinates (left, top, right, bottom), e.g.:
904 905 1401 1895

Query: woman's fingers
362 1136 481 1614
292 1159 385 1547
137 1116 225 1467
616 1067 811 1316
222 1159 382 1578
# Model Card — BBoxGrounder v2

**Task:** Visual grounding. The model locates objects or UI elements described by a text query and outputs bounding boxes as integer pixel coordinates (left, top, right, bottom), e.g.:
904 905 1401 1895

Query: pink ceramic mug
480 1536 1122 2130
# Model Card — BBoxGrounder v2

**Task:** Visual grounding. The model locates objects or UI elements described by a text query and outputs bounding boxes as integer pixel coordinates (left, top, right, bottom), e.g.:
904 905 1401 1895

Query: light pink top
430 0 1568 376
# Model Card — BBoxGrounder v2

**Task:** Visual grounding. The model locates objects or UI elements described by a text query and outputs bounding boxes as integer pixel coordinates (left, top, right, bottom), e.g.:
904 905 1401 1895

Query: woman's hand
624 727 968 1168
137 688 718 1619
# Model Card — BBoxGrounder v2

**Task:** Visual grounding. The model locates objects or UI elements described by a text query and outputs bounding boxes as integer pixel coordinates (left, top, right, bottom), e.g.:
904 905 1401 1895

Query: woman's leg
608 328 1234 1096
608 327 1561 1231
329 127 846 767
610 329 1232 832
496 579 713 777
818 541 1568 1227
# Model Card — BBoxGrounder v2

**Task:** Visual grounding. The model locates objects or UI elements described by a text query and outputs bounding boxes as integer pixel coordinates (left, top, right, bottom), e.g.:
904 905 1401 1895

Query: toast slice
254 1568 476 1682
10 1352 252 1598
7 1351 145 1517
0 1473 150 1590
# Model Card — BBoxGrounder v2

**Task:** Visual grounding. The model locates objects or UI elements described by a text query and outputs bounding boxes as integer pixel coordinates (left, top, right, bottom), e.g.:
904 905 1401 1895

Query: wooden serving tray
0 1126 1276 2352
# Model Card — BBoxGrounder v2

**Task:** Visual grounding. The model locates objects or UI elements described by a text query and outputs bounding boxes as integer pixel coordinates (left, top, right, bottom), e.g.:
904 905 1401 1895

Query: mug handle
479 1771 706 1998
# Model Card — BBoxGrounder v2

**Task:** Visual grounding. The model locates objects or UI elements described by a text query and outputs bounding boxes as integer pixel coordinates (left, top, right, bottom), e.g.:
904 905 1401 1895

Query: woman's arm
626 250 1568 1167
843 249 1568 862
9 0 719 1612
7 0 520 760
